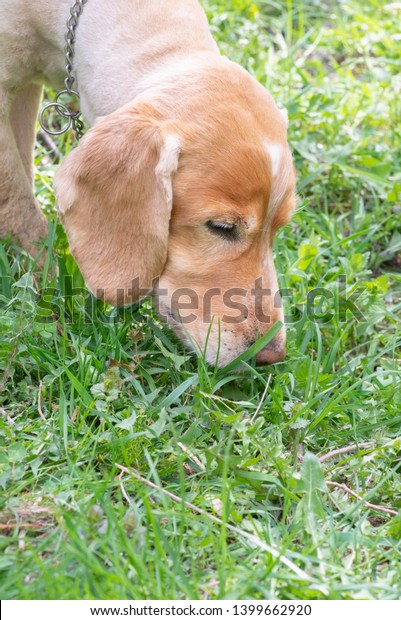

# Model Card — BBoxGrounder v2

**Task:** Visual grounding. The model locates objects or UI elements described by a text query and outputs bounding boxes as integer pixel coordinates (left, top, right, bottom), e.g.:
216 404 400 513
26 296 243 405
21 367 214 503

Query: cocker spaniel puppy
0 0 296 365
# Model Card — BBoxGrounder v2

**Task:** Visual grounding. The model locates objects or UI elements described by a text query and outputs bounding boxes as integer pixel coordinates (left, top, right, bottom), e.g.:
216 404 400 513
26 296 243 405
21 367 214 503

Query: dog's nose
256 336 286 365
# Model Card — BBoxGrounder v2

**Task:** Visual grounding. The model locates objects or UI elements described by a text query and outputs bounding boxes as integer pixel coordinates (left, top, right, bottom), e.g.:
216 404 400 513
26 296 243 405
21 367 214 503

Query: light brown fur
0 0 296 365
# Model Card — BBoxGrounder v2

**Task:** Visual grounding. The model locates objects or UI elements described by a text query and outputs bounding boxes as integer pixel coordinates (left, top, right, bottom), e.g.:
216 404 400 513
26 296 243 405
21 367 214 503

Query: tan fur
56 102 181 305
0 0 296 365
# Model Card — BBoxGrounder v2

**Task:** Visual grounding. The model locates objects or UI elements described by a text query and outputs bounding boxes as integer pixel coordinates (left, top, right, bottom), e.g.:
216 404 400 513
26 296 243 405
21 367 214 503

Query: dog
0 0 296 366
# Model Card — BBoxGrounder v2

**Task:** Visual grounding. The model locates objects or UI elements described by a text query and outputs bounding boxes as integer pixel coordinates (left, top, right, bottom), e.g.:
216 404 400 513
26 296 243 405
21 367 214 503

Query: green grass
1 0 401 600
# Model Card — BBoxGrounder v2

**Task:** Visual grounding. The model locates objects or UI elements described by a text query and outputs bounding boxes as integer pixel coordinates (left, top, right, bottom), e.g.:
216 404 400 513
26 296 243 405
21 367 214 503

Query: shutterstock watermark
154 278 285 324
1 275 368 326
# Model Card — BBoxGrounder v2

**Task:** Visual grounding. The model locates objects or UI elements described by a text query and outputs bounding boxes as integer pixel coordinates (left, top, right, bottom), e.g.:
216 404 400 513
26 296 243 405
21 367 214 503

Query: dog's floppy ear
55 102 180 305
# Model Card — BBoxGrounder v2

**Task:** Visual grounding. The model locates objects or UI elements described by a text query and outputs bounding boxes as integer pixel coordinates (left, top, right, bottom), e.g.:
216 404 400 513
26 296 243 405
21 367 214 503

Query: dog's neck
49 0 220 125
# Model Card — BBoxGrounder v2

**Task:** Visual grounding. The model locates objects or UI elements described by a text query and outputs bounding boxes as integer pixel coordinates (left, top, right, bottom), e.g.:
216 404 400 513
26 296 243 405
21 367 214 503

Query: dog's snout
256 336 286 365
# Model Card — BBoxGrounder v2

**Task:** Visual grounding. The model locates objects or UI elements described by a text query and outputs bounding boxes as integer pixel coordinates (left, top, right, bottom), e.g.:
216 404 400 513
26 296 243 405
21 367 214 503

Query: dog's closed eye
206 220 239 241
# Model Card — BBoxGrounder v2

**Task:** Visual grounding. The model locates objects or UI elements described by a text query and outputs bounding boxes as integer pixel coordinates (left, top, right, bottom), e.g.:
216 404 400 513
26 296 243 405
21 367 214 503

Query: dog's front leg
0 84 47 257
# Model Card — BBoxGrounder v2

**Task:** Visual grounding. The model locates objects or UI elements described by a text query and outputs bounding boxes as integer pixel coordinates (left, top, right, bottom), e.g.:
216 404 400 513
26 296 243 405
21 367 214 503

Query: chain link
64 0 88 95
39 0 88 140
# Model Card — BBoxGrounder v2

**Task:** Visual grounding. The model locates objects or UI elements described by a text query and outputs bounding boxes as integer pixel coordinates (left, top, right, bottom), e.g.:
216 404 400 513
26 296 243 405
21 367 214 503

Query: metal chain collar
39 0 88 140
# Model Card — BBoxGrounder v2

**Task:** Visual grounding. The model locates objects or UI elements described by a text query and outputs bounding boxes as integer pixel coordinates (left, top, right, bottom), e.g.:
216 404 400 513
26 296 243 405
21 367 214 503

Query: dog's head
55 61 296 366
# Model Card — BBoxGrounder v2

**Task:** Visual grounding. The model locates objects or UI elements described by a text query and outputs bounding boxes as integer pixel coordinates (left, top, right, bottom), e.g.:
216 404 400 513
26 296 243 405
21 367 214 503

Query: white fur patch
156 134 181 207
263 140 291 217
279 107 288 125
264 141 282 177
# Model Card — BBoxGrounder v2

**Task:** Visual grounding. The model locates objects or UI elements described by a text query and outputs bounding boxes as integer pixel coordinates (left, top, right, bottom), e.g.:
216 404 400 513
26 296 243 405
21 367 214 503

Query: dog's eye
206 220 239 241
